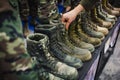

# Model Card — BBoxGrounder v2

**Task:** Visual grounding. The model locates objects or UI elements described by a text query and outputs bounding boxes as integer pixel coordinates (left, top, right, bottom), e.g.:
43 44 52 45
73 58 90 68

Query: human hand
61 4 84 30
65 6 71 12
61 9 78 30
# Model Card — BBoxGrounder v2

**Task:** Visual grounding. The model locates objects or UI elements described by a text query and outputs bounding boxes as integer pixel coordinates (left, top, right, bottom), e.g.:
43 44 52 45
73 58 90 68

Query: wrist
73 4 84 15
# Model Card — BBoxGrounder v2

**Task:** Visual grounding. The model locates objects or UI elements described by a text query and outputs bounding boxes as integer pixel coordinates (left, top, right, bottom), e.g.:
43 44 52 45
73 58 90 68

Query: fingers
61 18 71 30
65 22 70 30
61 15 68 23
61 18 70 30
61 14 71 30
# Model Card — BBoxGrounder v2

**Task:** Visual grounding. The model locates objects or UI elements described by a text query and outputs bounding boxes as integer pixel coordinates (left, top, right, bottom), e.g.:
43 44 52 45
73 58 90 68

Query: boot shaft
99 5 117 20
68 20 95 52
80 12 105 40
97 6 115 24
27 33 49 60
35 24 57 40
74 20 101 47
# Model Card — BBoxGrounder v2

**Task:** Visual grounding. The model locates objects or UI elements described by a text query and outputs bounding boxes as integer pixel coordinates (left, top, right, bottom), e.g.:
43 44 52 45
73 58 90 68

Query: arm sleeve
63 0 71 7
79 0 100 11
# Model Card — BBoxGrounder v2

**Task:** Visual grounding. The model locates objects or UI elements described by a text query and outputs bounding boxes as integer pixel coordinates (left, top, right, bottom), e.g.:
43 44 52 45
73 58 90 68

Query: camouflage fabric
38 0 59 20
19 0 29 19
63 0 71 7
0 0 39 80
19 0 31 37
28 0 38 18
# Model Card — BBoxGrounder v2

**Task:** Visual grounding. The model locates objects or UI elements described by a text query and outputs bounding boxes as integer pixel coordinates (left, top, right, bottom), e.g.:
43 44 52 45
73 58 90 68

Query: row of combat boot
25 0 82 80
20 0 120 80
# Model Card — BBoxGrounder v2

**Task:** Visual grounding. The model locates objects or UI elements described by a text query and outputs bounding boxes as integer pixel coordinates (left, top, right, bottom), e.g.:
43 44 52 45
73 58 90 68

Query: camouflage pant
0 0 39 80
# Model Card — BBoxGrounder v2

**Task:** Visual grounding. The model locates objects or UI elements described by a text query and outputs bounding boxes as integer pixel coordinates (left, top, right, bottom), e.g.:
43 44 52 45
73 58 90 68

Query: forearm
72 4 84 15
69 0 100 16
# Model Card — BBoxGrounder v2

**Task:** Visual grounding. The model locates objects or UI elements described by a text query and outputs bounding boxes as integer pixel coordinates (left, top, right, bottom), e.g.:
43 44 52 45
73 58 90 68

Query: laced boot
82 23 105 40
96 5 115 24
99 5 117 20
50 20 92 61
74 20 101 47
80 13 105 40
98 4 113 18
90 8 113 29
26 33 79 80
88 19 109 35
57 23 92 61
34 24 83 68
101 0 120 16
67 23 95 52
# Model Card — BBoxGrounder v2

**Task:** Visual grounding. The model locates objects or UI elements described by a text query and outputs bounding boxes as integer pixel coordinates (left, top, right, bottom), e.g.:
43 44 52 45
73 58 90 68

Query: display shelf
78 17 120 80
95 18 120 80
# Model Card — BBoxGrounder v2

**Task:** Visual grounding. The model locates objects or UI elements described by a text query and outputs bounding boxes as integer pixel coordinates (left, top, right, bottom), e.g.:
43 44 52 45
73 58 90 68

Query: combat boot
68 23 95 53
98 4 117 20
74 20 101 47
57 23 92 61
88 19 109 35
96 5 115 24
98 5 114 19
90 8 113 29
51 20 94 57
26 33 78 80
80 13 105 40
101 0 120 16
34 24 83 68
